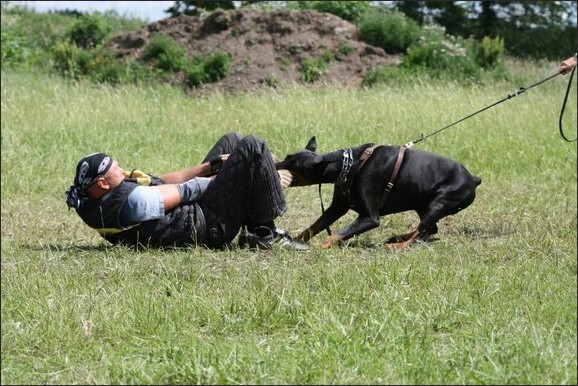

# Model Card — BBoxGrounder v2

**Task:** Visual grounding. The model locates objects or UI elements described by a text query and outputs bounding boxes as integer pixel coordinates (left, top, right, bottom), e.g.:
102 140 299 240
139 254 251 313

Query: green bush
141 34 187 73
299 57 328 83
89 58 155 85
362 23 509 88
202 51 231 82
66 14 112 49
1 30 37 69
476 36 504 68
51 40 80 79
186 65 206 87
357 8 421 55
402 25 481 81
338 42 355 56
307 1 371 23
186 52 231 87
51 42 156 85
74 47 135 84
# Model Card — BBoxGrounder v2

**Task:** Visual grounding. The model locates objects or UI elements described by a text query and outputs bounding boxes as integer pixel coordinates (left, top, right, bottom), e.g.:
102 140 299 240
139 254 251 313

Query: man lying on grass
65 132 307 251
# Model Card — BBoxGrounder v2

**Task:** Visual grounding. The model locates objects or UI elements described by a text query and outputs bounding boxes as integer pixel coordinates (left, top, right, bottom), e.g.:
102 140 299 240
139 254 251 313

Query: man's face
102 161 126 189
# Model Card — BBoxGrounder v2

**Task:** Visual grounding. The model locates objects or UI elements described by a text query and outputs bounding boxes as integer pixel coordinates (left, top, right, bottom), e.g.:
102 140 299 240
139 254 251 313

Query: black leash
319 183 331 236
404 70 574 148
559 66 576 142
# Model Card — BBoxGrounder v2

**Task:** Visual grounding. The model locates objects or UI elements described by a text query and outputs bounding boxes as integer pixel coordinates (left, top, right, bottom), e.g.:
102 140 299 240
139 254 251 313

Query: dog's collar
336 148 353 185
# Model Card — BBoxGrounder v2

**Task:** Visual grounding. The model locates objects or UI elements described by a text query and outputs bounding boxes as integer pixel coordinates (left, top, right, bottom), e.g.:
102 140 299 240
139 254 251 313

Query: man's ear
95 177 110 190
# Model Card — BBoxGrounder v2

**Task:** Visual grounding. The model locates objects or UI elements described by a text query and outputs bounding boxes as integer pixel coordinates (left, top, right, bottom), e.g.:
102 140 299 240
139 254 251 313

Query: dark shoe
239 227 308 252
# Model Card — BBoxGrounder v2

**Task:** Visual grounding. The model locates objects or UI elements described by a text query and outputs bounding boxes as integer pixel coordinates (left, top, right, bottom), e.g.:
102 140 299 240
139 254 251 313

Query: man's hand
210 154 230 174
560 54 577 75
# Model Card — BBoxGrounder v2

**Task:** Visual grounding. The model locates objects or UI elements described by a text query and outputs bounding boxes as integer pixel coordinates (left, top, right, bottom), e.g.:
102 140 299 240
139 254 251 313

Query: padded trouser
199 132 287 248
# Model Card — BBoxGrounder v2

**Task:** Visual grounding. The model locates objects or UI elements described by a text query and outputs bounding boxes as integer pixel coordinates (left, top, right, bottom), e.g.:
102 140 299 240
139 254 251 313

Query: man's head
66 153 125 208
74 153 113 191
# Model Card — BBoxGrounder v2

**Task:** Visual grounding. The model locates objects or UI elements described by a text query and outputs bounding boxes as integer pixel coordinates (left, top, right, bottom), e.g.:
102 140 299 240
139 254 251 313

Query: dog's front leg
296 203 348 243
296 211 344 243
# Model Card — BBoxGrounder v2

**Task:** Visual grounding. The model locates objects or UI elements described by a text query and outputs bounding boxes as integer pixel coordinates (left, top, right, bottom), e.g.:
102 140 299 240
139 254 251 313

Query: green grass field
1 63 576 384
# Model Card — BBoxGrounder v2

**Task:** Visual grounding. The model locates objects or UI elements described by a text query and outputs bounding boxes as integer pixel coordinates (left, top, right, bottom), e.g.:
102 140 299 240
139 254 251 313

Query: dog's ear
306 136 317 152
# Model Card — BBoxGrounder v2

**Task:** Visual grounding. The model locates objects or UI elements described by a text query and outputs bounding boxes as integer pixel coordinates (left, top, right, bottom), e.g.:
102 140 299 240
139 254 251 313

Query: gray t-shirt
119 177 211 227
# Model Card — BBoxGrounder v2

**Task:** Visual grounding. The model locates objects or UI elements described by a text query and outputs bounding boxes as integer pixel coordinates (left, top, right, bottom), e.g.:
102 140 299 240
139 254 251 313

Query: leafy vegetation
66 13 113 49
141 34 187 72
357 7 421 55
362 26 508 87
3 1 574 91
0 3 512 91
186 51 231 87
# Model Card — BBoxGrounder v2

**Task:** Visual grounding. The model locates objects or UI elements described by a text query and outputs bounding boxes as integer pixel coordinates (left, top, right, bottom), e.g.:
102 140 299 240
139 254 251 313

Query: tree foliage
389 1 576 59
164 0 235 17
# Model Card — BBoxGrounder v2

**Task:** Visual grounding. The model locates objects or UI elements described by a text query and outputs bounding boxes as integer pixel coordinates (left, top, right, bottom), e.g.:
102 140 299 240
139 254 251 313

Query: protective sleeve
123 169 166 186
119 186 165 226
176 177 212 203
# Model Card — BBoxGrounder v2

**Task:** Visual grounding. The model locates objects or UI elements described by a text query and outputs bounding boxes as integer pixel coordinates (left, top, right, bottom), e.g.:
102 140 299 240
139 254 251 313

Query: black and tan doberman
276 137 481 249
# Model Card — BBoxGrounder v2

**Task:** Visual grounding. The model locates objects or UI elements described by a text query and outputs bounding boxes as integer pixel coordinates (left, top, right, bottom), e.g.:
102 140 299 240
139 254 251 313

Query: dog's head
276 137 342 186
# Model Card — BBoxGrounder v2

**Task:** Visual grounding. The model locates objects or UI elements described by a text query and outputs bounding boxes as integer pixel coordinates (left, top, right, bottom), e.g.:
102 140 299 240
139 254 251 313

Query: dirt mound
107 8 400 93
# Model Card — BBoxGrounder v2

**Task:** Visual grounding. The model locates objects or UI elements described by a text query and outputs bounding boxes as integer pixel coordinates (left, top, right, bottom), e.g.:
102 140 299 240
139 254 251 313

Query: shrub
476 36 504 68
363 23 507 87
66 14 112 49
186 51 231 87
402 25 481 81
338 42 355 56
263 73 280 87
308 1 371 23
74 47 131 84
186 65 206 87
89 58 155 85
1 30 37 69
51 40 80 78
202 51 231 82
52 42 156 85
357 8 421 54
300 57 328 83
141 34 187 73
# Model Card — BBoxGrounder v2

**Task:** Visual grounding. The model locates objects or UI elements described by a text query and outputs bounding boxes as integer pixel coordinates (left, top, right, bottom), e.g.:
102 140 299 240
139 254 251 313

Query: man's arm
159 163 212 183
120 178 212 226
159 154 229 183
153 177 213 212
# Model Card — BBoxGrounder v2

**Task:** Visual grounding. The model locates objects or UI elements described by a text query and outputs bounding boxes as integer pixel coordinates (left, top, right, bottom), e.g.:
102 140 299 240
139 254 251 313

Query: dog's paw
386 241 411 249
321 235 343 249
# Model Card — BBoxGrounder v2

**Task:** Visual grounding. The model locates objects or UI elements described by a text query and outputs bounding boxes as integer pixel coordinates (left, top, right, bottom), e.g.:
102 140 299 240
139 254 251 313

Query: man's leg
199 135 306 251
203 132 294 188
201 132 243 163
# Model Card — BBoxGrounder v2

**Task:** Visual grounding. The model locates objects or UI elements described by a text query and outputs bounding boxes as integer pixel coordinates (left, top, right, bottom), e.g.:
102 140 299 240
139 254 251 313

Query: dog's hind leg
321 213 381 248
386 223 438 244
386 229 421 249
387 195 467 249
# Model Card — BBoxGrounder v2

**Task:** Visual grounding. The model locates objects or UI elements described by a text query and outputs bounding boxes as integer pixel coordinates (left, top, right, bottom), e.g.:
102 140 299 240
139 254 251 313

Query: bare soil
106 8 401 94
